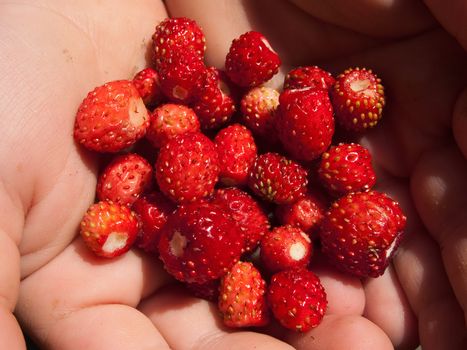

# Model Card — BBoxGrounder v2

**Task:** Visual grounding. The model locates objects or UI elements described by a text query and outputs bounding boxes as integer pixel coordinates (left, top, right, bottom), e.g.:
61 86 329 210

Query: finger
453 88 467 159
311 253 366 316
139 285 295 350
284 315 393 350
363 266 419 350
17 239 171 349
411 145 467 324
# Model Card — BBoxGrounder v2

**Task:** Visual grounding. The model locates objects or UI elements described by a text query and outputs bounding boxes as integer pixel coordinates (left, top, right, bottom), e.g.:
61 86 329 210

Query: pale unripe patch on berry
170 230 187 257
129 97 149 127
289 242 307 261
172 86 188 100
102 232 128 253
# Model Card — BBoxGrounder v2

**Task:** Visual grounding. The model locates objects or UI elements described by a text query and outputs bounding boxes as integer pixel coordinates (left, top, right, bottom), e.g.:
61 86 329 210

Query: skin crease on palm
0 0 466 349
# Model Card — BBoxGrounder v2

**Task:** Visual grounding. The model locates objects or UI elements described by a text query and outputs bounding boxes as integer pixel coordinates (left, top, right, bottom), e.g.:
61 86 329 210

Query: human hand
1 0 466 349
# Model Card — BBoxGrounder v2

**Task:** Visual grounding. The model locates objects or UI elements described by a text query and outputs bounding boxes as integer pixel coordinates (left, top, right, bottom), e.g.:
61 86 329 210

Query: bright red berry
132 68 164 107
218 261 269 328
158 201 244 283
186 279 220 302
260 226 312 273
240 87 279 138
277 87 334 161
155 132 220 203
248 153 308 204
318 143 376 196
132 192 175 253
80 201 139 258
192 67 236 130
152 17 206 68
225 31 281 88
74 80 150 153
268 269 327 332
146 103 200 148
211 188 269 252
158 49 206 104
283 66 335 91
275 192 326 238
96 153 153 207
330 67 385 133
214 124 257 186
319 191 406 278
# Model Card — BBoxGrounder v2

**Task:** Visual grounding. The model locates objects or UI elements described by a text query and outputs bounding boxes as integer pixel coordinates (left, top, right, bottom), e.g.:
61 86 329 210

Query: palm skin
0 0 466 349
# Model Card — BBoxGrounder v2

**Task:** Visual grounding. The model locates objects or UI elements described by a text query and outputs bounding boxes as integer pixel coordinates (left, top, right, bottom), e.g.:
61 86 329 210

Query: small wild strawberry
319 191 406 278
283 66 335 91
74 80 150 153
132 67 164 107
218 261 269 328
318 143 376 196
330 67 385 133
248 152 308 204
268 269 327 332
80 201 139 258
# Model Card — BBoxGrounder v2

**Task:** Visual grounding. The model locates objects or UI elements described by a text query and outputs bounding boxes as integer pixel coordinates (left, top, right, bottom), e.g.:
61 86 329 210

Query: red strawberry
146 103 200 148
74 80 150 153
132 192 175 253
192 67 236 130
152 17 206 68
283 66 335 91
214 124 257 186
330 67 385 133
158 201 244 283
275 192 326 238
240 87 279 138
96 153 153 206
318 143 376 196
218 261 269 328
248 153 308 204
260 225 312 273
211 188 269 252
155 132 220 203
268 269 327 332
158 49 206 104
319 191 406 278
186 279 220 302
277 87 334 161
80 201 139 258
132 68 164 107
225 31 281 88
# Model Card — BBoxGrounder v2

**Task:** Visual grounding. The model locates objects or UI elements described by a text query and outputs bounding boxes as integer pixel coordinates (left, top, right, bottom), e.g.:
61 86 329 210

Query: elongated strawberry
276 87 334 161
211 188 269 252
248 153 308 204
96 153 153 206
283 66 335 91
132 68 164 107
260 226 312 273
155 132 219 203
132 192 175 253
74 80 150 153
218 261 269 328
319 191 406 278
214 124 257 186
240 87 279 138
158 49 206 104
318 143 376 196
192 67 236 130
330 67 385 133
275 192 326 238
146 103 200 148
225 31 281 88
80 201 139 258
158 201 244 283
268 269 327 332
152 17 206 68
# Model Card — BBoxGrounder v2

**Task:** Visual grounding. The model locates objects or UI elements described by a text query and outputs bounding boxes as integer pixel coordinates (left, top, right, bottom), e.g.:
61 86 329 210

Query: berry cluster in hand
73 17 406 333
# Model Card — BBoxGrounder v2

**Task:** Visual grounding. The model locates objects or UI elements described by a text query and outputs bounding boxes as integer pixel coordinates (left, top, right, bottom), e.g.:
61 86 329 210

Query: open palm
1 1 466 349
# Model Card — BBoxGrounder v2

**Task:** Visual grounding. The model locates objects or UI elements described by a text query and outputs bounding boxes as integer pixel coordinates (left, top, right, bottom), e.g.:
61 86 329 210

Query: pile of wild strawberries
74 17 406 332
